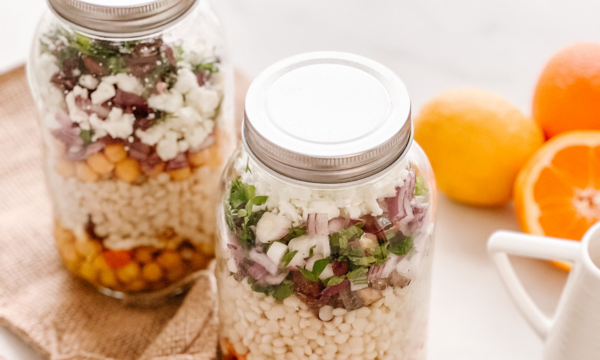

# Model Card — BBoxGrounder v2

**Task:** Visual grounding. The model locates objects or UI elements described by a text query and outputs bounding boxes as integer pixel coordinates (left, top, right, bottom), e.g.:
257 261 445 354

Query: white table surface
3 0 598 359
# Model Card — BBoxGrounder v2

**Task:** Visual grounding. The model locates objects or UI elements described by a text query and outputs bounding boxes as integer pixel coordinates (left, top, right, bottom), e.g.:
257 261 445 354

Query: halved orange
514 131 600 270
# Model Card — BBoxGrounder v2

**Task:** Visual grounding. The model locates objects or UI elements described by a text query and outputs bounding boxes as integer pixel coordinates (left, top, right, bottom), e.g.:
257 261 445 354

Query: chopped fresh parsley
414 175 428 196
281 250 298 267
79 129 94 146
279 227 307 243
226 180 269 248
330 223 364 252
247 278 294 302
388 234 414 256
323 275 346 287
346 267 368 280
196 61 219 74
298 258 330 282
273 280 294 301
229 180 255 209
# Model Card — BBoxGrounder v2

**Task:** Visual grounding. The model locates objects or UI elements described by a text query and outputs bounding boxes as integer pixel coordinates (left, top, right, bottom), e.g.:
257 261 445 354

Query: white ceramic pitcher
488 223 600 360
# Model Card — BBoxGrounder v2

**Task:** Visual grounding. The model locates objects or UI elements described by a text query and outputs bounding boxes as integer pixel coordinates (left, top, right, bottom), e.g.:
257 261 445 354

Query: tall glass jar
28 0 234 300
216 53 436 360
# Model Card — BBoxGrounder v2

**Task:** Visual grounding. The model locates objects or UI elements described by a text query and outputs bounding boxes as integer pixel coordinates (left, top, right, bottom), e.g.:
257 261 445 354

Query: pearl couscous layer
218 247 432 360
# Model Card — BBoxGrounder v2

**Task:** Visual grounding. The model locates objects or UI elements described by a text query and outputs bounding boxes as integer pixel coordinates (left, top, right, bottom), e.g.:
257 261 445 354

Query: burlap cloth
0 65 250 360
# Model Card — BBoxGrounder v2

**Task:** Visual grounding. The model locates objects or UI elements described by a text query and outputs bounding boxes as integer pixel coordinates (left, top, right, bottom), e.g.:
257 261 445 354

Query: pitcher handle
487 230 580 340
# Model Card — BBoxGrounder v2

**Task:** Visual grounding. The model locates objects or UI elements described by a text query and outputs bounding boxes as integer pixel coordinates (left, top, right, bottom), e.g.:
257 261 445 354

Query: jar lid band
243 52 413 184
47 0 197 37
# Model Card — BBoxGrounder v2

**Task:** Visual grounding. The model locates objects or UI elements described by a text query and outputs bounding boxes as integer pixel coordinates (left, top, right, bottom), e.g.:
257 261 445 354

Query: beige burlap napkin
0 65 250 360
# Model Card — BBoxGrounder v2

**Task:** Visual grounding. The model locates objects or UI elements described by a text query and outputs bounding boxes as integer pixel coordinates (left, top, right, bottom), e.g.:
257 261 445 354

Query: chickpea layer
54 221 212 293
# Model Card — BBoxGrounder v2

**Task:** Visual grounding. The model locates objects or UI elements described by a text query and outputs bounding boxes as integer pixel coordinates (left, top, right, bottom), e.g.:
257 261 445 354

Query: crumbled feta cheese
104 73 144 95
37 53 59 83
91 81 116 104
156 130 179 161
304 201 340 221
174 68 199 94
148 90 184 113
173 106 203 127
236 154 410 223
177 140 189 153
185 123 210 149
79 75 99 90
186 87 220 118
135 123 167 146
89 107 135 140
65 86 90 124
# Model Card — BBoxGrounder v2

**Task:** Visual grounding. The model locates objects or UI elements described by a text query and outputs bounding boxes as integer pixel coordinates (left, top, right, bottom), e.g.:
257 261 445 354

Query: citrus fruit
533 43 600 139
514 131 600 269
415 88 544 206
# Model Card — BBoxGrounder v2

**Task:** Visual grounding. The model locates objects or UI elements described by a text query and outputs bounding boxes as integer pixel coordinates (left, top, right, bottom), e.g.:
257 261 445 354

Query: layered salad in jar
33 25 232 294
218 154 433 360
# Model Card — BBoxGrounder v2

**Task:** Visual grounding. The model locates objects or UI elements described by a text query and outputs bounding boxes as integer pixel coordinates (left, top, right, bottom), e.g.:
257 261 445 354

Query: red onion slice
247 263 269 280
328 217 349 234
128 142 152 161
75 96 110 119
320 279 349 298
249 249 278 275
257 273 287 286
165 152 190 171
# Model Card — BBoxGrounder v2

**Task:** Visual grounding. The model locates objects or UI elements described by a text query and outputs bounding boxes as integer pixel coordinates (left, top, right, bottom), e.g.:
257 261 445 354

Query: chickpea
104 144 127 163
75 162 99 182
92 255 110 271
86 153 115 174
116 262 140 283
156 251 182 269
134 247 155 263
54 158 76 178
115 158 141 183
145 163 165 178
188 145 222 168
99 270 118 288
169 167 192 182
188 148 210 167
75 240 101 258
54 223 75 245
142 263 164 282
79 262 97 282
60 243 79 264
190 252 208 270
127 280 147 292
166 264 185 282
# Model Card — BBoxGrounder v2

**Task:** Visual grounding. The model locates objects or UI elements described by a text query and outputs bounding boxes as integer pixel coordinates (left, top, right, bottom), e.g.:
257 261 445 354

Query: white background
2 0 598 359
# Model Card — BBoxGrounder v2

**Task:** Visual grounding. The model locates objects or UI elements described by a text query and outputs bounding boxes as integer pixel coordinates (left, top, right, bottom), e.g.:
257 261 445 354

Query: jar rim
242 125 415 189
46 0 198 38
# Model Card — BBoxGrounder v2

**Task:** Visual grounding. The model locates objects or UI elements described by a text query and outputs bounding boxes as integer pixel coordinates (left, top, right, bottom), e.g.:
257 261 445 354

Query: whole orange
533 43 600 139
415 88 544 206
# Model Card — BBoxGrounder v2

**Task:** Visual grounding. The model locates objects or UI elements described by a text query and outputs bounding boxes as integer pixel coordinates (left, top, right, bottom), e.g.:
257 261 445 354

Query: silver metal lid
47 0 197 37
243 51 412 184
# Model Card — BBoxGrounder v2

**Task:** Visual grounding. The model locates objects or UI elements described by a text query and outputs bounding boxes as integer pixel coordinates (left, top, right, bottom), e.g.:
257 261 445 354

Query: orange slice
514 131 600 270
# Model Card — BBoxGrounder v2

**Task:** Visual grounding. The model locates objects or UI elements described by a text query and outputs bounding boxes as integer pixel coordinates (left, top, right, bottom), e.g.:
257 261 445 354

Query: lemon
414 88 544 206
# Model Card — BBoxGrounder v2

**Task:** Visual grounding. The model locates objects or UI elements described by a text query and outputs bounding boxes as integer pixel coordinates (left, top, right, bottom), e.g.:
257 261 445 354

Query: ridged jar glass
28 0 234 301
216 53 436 360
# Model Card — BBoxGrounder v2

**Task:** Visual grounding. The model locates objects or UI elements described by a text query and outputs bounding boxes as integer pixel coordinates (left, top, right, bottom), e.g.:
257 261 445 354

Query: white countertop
3 0 597 358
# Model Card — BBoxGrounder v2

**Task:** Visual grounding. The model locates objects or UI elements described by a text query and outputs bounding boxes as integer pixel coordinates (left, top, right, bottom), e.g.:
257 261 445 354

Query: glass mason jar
216 52 436 360
27 0 234 300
